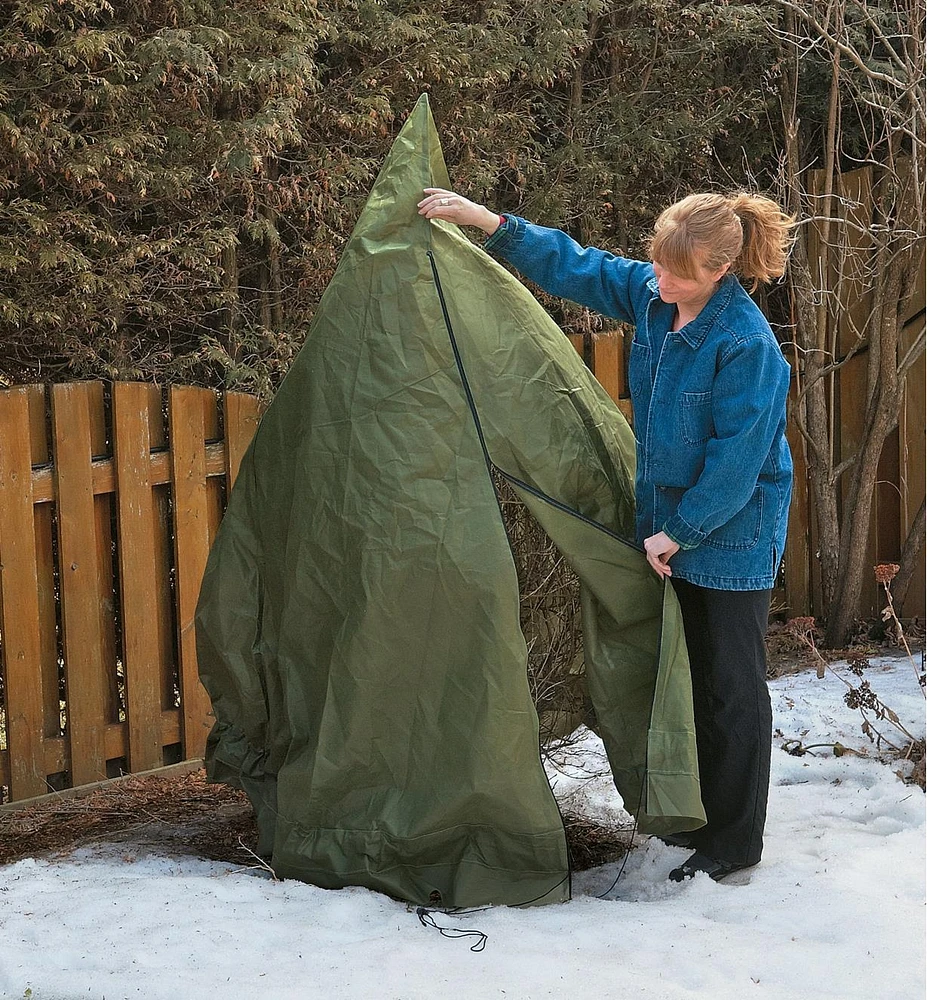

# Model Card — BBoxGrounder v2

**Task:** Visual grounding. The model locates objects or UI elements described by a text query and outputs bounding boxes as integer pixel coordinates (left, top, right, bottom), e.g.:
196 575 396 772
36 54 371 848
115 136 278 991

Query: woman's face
652 258 729 310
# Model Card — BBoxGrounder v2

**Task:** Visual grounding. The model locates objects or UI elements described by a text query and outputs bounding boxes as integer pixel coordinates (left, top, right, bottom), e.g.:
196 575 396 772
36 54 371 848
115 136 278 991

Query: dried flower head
874 563 900 584
787 616 817 637
844 680 880 714
847 655 869 677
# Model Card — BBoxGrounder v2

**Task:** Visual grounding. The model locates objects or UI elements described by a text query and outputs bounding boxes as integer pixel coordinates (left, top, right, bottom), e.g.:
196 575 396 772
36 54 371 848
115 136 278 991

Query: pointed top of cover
351 93 451 247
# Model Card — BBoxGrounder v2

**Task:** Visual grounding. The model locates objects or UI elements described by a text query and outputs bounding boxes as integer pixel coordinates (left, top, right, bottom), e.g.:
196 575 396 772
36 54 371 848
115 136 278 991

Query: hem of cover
206 722 571 907
273 856 571 908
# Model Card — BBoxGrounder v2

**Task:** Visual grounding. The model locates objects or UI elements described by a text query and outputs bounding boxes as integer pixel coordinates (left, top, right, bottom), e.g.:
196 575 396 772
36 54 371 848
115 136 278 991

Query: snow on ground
0 656 924 1000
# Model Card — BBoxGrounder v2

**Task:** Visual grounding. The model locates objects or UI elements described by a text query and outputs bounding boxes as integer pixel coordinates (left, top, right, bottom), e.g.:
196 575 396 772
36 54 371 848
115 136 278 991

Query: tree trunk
260 159 283 332
823 402 894 645
569 15 601 117
221 242 240 362
788 235 842 611
824 247 905 645
607 11 621 96
802 356 843 610
777 17 841 612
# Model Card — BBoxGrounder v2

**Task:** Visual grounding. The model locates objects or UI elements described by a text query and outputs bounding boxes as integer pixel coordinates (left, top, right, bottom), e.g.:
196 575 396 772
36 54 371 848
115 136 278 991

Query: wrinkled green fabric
195 94 704 909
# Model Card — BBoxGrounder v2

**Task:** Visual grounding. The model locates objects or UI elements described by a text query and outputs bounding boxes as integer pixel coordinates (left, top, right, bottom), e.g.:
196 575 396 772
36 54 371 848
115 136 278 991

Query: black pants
671 578 772 866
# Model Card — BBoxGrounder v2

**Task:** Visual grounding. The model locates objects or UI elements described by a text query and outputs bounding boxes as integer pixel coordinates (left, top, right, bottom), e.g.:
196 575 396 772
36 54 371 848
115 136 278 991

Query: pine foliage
1 0 780 391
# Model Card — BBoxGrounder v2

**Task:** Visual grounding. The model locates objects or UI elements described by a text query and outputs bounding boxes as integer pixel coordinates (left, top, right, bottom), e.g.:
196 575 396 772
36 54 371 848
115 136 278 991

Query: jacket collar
645 273 737 349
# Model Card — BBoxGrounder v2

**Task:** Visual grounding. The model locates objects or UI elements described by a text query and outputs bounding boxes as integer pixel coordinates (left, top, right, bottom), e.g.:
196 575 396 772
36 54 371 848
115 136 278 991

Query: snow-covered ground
1 657 924 1000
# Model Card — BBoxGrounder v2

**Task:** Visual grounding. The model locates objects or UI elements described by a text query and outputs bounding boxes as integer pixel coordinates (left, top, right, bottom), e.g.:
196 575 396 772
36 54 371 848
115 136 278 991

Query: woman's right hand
644 531 680 579
418 188 502 235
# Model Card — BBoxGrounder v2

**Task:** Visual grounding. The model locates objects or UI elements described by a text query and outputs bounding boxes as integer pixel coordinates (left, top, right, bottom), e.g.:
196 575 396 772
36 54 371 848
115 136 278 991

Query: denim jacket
485 215 792 591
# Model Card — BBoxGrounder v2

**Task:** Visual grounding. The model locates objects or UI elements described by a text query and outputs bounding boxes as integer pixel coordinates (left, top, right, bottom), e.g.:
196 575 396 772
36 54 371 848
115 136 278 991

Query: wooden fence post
592 334 633 424
224 392 264 492
169 386 216 759
28 387 60 753
0 387 48 798
113 382 166 772
51 382 108 786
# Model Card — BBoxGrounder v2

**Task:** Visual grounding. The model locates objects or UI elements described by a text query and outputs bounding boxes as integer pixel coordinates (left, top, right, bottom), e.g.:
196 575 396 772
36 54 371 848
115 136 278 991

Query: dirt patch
0 770 259 869
0 769 627 873
765 621 820 677
764 618 925 679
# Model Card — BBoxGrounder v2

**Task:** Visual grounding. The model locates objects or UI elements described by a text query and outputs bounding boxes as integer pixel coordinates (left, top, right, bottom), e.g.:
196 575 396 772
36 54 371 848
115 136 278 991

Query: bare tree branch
773 0 911 90
898 321 926 379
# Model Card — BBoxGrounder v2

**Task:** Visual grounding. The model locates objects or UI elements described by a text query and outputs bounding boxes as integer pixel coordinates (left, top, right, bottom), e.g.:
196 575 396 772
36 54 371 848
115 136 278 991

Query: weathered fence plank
0 709 184 787
0 388 48 798
168 386 216 760
202 391 225 590
146 384 178 727
113 382 165 772
592 334 633 425
27 386 60 746
592 336 621 403
224 392 264 491
51 382 108 786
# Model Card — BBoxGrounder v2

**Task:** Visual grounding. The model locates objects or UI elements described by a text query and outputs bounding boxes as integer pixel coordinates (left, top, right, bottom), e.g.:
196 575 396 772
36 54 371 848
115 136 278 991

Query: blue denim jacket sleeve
662 333 792 550
484 215 652 324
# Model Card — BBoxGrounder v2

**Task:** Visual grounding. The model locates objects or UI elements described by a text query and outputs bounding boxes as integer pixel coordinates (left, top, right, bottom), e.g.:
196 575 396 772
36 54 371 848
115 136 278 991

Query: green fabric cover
195 94 704 909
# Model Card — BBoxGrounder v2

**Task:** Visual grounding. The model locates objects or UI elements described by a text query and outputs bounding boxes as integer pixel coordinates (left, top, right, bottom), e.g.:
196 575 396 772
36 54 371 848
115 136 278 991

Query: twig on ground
229 836 280 882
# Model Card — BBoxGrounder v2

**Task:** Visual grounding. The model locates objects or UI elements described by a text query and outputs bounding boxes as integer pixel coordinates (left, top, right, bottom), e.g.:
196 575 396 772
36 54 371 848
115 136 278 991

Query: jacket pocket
704 487 764 551
629 339 651 397
681 390 713 445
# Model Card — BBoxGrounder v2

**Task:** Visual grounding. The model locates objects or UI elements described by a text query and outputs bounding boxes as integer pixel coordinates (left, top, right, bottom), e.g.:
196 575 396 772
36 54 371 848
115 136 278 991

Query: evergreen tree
0 0 779 390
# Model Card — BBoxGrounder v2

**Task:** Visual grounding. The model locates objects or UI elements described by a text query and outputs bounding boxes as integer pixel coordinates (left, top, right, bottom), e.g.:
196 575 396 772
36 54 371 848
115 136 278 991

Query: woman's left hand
644 531 680 579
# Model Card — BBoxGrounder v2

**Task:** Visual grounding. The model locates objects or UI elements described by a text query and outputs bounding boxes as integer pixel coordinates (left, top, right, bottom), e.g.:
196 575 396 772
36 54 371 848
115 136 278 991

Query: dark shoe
658 833 696 849
668 851 756 883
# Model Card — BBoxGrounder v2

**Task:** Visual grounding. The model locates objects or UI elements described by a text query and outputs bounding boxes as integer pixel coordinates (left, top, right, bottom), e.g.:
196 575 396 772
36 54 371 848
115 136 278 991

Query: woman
418 187 794 882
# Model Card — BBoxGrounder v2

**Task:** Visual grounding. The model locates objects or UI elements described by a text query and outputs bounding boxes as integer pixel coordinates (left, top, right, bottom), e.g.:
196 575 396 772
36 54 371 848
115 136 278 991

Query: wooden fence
0 350 923 803
0 382 263 803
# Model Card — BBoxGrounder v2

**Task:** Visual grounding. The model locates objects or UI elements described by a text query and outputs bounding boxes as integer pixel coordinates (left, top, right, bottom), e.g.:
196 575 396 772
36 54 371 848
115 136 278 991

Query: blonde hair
647 192 795 290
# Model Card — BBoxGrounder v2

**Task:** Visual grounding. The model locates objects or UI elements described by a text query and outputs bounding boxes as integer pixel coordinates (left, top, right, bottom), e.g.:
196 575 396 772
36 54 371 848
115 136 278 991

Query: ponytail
727 193 795 289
